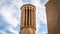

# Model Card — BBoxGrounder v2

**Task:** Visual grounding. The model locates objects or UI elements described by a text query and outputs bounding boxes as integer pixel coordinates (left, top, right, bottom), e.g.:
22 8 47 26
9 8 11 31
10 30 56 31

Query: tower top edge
20 4 36 9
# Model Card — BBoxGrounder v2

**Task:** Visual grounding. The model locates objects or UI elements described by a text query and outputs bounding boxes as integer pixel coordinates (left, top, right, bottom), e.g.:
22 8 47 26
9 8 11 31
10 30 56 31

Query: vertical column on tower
25 6 27 26
30 7 33 26
21 7 26 28
33 8 36 29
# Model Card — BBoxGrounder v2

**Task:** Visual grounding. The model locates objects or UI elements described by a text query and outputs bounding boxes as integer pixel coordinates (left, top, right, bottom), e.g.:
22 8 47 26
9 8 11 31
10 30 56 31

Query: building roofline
20 4 36 9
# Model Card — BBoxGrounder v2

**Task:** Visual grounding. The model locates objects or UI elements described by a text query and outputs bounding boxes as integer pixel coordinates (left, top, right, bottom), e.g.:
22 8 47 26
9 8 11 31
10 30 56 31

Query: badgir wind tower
20 4 36 34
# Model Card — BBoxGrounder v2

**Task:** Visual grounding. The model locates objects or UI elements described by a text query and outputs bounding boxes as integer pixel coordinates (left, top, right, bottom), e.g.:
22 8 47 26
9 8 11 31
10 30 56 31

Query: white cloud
0 31 7 34
0 0 6 5
1 6 19 27
42 31 48 34
7 26 19 34
11 0 23 9
0 0 48 34
31 0 48 34
31 0 41 7
0 0 24 34
0 0 21 34
31 0 47 24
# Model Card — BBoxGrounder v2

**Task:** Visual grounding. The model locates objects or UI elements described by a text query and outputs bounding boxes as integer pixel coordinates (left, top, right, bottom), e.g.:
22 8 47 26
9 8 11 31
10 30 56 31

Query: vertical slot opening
24 8 26 26
27 9 29 26
30 9 31 26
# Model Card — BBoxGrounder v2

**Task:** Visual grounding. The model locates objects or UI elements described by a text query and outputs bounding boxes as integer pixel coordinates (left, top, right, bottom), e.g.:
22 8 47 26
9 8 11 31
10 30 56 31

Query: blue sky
0 0 48 34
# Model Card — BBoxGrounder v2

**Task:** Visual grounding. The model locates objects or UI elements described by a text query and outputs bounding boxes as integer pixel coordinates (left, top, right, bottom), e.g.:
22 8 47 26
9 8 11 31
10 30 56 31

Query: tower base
20 28 35 34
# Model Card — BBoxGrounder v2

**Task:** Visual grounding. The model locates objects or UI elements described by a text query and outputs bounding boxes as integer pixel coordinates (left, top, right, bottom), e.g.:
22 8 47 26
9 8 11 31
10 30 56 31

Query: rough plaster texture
45 0 60 34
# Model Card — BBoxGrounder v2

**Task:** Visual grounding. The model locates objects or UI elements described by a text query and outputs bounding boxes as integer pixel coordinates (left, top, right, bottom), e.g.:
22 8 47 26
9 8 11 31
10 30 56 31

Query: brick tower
45 0 60 34
20 4 36 34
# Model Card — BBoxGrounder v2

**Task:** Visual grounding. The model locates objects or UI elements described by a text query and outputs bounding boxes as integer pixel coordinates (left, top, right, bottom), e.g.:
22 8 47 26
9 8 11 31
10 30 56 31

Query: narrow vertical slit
26 7 27 26
27 9 29 26
24 8 26 26
30 9 31 26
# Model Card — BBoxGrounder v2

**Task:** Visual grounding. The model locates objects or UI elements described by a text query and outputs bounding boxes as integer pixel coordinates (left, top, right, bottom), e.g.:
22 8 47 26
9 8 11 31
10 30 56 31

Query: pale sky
0 0 48 34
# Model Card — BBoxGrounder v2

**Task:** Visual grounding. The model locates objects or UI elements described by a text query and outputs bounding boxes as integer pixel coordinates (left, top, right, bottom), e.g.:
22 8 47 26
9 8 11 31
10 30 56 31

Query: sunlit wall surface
0 0 48 34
